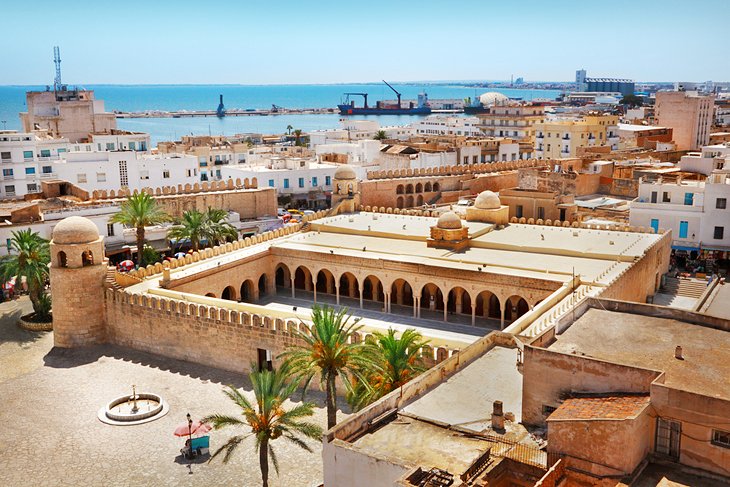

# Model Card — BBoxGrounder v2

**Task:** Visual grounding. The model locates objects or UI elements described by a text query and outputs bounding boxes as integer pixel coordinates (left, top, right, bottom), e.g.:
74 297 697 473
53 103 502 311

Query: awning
672 245 700 252
700 245 730 252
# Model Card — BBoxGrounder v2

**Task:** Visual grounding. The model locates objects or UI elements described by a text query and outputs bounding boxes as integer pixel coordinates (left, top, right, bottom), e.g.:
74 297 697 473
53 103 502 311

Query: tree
292 129 303 147
203 365 322 487
168 208 238 252
0 229 50 319
620 94 643 108
280 305 376 429
347 328 428 412
286 125 293 136
373 130 387 141
203 208 238 245
110 193 169 266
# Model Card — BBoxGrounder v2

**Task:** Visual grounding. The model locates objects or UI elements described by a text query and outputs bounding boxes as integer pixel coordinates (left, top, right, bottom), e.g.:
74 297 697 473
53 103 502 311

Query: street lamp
187 412 193 444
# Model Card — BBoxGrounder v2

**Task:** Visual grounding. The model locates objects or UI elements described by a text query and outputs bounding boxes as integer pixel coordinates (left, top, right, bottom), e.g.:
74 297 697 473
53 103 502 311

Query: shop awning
672 245 700 252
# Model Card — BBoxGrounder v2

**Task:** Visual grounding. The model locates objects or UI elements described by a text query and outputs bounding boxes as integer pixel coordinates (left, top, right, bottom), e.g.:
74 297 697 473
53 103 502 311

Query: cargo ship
338 80 431 115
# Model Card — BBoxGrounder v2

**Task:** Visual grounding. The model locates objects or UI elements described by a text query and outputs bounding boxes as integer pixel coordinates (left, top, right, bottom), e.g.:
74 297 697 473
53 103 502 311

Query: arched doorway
420 283 444 314
433 182 441 192
396 196 404 209
447 287 471 316
506 295 529 322
390 279 414 310
221 285 236 301
362 275 384 303
258 274 267 297
316 269 336 295
275 263 291 289
415 183 423 193
416 194 424 206
424 182 432 192
475 290 501 319
339 272 359 299
240 280 255 303
294 266 313 292
406 184 414 194
396 184 404 194
405 195 414 207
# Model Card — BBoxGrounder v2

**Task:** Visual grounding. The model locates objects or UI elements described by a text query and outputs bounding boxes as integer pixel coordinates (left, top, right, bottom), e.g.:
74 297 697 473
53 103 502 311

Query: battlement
91 177 260 201
365 159 548 181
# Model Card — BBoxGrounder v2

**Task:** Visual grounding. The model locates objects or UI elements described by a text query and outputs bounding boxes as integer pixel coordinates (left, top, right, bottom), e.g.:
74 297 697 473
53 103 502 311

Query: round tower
49 216 107 347
331 164 360 213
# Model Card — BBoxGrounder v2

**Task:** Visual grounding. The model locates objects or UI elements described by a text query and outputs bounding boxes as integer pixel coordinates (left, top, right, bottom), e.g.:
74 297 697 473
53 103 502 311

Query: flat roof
548 395 650 421
548 308 730 401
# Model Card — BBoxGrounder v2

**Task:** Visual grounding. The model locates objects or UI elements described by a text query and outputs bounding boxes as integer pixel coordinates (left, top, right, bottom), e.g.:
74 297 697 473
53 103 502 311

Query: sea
0 84 563 146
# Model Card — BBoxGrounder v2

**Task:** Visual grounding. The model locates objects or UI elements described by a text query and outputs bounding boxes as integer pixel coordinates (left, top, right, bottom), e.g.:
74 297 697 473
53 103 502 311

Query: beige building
655 90 715 150
477 104 546 142
19 89 117 143
534 114 619 159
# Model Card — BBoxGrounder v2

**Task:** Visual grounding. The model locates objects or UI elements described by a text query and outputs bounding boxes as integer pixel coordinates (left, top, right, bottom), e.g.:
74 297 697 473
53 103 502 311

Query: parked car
303 210 315 216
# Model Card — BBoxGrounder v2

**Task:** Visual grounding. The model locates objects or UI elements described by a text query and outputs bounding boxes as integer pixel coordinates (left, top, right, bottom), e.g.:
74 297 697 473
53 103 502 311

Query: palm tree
110 193 169 265
168 209 205 251
292 129 303 146
373 130 387 141
203 208 238 245
0 229 50 319
286 125 293 135
203 365 323 487
280 305 376 429
347 328 428 412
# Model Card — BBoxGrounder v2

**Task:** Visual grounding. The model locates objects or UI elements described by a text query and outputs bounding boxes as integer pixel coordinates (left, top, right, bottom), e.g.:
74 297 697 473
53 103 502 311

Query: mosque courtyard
0 297 330 487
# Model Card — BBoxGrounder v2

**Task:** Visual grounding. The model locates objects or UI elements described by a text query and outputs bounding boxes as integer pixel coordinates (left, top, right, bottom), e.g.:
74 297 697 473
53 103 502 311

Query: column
471 302 476 327
335 284 340 306
413 297 418 318
500 301 506 330
443 295 448 322
290 277 295 298
312 276 318 304
359 283 363 309
455 289 463 315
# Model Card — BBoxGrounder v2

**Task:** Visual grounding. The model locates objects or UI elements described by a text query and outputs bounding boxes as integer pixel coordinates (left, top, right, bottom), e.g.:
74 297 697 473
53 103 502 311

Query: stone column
335 284 340 306
312 275 318 304
443 295 448 322
291 277 295 298
455 289 463 314
471 302 476 326
500 301 506 329
359 283 364 309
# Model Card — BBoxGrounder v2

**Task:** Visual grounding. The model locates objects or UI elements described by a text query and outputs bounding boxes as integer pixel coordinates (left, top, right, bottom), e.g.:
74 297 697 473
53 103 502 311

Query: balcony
40 172 57 179
37 156 52 161
536 134 544 139
24 157 34 162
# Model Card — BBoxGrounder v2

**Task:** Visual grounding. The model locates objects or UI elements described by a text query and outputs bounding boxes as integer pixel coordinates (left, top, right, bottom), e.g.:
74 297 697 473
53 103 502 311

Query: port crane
342 93 368 109
382 80 402 109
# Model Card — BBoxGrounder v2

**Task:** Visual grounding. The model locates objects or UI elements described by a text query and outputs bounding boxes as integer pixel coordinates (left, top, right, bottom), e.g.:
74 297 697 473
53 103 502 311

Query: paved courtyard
0 297 333 487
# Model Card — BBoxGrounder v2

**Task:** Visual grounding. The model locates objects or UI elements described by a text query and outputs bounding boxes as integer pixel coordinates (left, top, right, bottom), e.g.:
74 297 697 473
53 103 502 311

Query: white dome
479 92 509 107
334 164 357 180
52 216 100 245
436 211 462 230
475 191 501 210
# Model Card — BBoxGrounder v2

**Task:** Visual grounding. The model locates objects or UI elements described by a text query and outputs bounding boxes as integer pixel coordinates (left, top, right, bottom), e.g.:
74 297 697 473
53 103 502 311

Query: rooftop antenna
53 46 62 92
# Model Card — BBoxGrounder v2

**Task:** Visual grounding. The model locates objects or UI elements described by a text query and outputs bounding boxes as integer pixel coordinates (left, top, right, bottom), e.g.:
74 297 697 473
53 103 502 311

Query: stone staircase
661 277 706 299
104 267 122 290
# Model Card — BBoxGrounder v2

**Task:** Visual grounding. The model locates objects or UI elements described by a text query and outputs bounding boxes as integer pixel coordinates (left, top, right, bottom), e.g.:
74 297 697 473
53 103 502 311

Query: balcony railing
40 172 57 179
24 157 34 162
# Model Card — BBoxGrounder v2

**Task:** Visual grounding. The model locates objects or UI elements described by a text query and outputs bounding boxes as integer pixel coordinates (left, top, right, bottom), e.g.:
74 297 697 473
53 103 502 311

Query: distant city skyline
2 0 729 85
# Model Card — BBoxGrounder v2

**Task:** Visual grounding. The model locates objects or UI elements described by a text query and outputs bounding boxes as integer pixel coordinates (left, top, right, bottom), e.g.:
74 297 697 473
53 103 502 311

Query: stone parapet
366 159 548 181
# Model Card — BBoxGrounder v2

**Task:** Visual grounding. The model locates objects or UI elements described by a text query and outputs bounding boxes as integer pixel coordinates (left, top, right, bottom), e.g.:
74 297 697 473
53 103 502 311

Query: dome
436 211 462 230
52 216 100 245
474 190 501 210
334 164 356 180
479 92 509 107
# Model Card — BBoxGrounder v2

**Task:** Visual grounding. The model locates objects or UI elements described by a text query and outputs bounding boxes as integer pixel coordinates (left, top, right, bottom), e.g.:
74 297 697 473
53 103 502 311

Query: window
23 150 33 160
5 185 15 195
40 149 50 158
714 226 725 240
312 176 318 187
712 430 730 449
257 348 273 372
516 205 523 218
42 166 52 174
325 176 331 186
717 198 727 209
679 221 688 239
650 219 659 233
107 223 115 237
106 143 115 150
129 142 136 151
684 192 694 206
118 160 128 187
57 148 66 153
27 183 38 193
298 177 304 188
651 191 657 203
139 170 149 180
186 169 196 177
1 151 10 160
96 172 106 182
662 192 671 203
2 168 13 178
25 167 35 175
77 173 87 183
283 178 289 189
268 179 275 187
163 170 170 179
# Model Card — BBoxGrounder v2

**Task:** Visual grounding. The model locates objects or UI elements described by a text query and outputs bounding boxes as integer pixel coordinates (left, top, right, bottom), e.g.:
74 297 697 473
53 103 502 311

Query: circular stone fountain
98 385 170 425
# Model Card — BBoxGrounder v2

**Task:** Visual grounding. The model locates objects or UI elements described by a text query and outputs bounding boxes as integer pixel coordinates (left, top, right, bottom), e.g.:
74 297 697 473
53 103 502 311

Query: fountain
98 385 169 425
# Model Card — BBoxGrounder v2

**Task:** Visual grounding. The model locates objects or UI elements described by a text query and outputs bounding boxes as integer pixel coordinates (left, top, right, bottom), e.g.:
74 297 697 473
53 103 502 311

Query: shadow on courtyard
0 297 46 346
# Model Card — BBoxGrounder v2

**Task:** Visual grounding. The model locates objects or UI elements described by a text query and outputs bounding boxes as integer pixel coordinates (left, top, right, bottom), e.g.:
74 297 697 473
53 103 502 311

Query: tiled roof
548 395 650 421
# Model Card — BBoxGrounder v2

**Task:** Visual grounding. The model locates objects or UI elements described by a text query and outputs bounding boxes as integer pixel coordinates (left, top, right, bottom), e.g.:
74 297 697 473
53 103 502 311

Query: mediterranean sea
0 84 562 146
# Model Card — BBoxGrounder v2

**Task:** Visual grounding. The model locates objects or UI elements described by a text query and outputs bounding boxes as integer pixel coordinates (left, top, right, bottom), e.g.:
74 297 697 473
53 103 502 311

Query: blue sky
1 0 728 85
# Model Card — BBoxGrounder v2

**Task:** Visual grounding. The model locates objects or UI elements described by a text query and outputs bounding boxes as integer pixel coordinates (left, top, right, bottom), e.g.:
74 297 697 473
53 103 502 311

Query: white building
630 170 730 252
220 157 337 208
308 120 413 147
411 116 483 137
678 143 730 176
314 139 383 169
0 130 153 199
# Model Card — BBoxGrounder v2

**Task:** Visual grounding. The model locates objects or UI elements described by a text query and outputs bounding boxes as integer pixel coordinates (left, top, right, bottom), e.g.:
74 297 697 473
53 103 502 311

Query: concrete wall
322 439 410 487
521 346 661 427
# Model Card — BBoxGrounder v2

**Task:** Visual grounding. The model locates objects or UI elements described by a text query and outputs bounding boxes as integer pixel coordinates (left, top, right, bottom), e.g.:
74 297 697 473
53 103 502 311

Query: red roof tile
547 395 650 421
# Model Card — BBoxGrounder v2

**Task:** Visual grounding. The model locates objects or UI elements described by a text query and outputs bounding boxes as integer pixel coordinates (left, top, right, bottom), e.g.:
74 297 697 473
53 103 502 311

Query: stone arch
506 295 529 322
362 274 384 303
339 272 360 299
275 263 291 289
315 268 336 295
221 285 236 301
57 251 67 268
416 194 424 206
391 278 414 309
406 195 414 207
405 183 414 194
475 290 501 319
82 250 94 267
420 282 444 313
396 184 404 194
240 279 255 303
205 292 216 298
424 182 432 192
396 196 404 209
433 182 441 192
447 287 471 316
258 273 268 297
294 265 313 292
415 182 423 193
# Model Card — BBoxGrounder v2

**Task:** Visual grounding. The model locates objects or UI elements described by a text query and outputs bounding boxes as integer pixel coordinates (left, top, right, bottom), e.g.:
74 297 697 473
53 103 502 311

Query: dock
114 107 338 118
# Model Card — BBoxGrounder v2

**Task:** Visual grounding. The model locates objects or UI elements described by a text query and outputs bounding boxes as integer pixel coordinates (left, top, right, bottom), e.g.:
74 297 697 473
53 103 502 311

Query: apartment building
308 120 414 146
411 116 483 137
655 90 715 150
476 103 545 141
534 113 619 159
